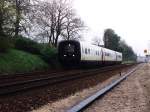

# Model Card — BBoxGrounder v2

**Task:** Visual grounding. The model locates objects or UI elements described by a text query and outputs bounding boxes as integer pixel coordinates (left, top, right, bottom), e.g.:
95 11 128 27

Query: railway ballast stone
85 63 150 112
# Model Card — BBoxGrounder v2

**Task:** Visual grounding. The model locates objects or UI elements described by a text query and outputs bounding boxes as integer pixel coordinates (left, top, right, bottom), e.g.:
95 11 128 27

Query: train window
85 48 88 54
64 44 75 53
105 52 110 56
82 47 84 53
118 55 122 58
97 51 99 55
88 49 90 54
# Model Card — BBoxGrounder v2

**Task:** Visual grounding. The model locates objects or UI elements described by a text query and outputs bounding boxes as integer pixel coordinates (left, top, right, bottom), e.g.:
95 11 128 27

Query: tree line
0 0 136 61
103 28 137 61
0 0 84 47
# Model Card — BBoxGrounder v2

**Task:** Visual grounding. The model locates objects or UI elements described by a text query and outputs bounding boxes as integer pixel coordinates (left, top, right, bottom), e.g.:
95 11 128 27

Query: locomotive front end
58 40 81 66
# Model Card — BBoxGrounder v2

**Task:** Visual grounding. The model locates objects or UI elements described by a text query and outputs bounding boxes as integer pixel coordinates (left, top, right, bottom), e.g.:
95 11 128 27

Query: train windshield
64 44 75 53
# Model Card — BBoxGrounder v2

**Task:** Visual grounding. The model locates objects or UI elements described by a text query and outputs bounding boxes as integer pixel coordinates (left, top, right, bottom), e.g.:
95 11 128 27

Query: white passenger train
58 40 122 66
137 56 147 63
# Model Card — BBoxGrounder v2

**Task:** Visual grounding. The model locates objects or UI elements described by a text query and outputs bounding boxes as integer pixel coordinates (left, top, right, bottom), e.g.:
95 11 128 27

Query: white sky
73 0 150 56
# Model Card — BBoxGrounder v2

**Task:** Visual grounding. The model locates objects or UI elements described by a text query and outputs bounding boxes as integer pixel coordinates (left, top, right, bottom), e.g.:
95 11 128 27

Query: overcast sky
73 0 150 56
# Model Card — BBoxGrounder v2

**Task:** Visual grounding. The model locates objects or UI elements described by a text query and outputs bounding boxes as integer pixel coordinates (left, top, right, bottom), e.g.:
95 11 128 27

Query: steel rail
67 65 140 112
0 64 135 95
0 64 128 87
0 64 130 80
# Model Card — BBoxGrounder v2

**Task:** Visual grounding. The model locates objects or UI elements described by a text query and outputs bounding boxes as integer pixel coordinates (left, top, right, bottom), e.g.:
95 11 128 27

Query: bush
14 36 61 68
40 45 60 68
0 49 49 73
41 45 57 60
15 36 41 54
0 35 13 52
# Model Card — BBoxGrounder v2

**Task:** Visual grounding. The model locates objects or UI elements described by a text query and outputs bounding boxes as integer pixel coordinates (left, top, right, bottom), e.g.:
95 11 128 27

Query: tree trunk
0 23 3 35
54 34 59 47
14 0 21 37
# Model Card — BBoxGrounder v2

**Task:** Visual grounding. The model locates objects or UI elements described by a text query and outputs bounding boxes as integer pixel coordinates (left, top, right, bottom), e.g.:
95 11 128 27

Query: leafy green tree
103 28 120 51
0 0 15 36
0 0 14 52
11 0 30 37
103 28 136 61
119 40 137 61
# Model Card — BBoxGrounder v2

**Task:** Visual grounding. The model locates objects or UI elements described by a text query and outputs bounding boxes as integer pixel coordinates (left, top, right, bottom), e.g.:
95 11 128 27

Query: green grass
122 60 136 64
0 49 49 74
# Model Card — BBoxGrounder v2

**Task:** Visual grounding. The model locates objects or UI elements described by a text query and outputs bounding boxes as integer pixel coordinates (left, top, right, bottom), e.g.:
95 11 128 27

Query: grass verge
0 49 49 74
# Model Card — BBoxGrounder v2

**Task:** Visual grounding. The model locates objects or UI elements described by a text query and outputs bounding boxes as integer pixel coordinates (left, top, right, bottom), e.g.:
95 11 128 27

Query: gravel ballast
31 66 136 112
32 63 150 112
85 63 150 112
0 65 135 112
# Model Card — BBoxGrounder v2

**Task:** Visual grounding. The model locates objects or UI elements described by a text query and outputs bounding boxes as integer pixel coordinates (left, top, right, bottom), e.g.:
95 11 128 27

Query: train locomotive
58 40 122 67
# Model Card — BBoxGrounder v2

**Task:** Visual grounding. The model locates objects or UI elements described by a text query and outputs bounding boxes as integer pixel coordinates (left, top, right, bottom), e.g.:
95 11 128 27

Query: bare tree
31 0 84 47
62 12 84 40
92 36 103 46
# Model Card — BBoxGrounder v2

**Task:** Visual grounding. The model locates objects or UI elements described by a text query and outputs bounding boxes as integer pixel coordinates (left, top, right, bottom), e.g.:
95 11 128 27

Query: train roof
59 40 122 54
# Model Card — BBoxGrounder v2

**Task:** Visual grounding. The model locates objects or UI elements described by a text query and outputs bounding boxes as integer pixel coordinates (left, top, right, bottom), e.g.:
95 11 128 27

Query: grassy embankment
0 49 49 74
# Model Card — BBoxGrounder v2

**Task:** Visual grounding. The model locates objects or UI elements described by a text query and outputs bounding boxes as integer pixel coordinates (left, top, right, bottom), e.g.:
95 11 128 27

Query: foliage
14 36 60 68
0 0 85 47
103 29 120 51
0 49 49 73
0 34 13 52
103 28 137 61
119 40 137 61
40 44 61 68
0 0 15 36
12 0 30 37
40 45 57 61
15 36 41 54
0 0 30 37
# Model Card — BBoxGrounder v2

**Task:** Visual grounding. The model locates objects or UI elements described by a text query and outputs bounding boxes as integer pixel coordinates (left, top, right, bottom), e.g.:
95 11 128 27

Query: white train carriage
137 56 146 63
58 40 122 66
102 48 116 64
80 42 103 65
116 52 122 63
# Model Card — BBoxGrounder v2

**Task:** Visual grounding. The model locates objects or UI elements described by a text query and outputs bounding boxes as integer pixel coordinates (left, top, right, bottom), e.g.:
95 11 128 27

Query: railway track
67 64 140 112
0 64 136 95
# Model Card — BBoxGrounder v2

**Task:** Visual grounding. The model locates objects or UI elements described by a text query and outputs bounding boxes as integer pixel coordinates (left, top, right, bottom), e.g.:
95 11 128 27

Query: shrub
0 35 13 52
15 36 41 54
40 45 60 68
40 45 57 61
14 36 61 68
0 49 49 73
